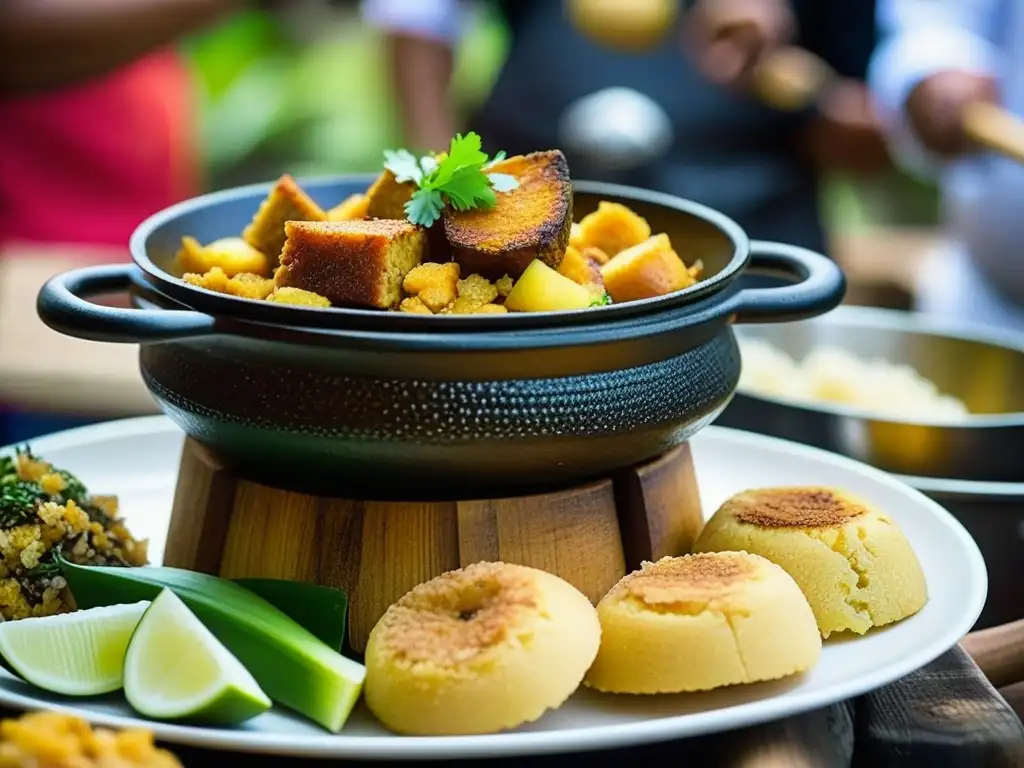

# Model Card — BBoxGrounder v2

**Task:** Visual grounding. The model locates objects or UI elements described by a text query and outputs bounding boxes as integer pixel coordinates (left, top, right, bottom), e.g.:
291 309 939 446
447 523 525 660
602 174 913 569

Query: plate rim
0 416 988 761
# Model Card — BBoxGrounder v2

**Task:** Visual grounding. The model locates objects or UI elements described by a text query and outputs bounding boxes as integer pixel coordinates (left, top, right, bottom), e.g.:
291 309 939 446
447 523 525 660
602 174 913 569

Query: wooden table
0 245 157 418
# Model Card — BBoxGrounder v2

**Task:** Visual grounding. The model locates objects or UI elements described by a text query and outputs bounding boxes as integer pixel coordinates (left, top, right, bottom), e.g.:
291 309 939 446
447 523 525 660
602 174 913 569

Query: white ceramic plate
0 416 986 761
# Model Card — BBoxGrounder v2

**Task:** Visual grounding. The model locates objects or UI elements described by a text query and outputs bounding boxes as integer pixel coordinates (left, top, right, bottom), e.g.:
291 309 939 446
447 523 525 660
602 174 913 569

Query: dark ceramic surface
37 180 845 498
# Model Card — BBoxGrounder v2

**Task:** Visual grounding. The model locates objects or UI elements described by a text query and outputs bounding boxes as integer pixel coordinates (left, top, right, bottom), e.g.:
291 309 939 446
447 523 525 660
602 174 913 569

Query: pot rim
129 176 753 332
896 470 1024 498
733 305 1024 427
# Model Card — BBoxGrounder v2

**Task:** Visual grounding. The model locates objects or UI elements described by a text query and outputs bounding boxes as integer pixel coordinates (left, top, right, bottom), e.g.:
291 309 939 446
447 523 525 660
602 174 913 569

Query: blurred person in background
0 0 247 253
362 0 889 254
870 0 1024 332
0 0 245 443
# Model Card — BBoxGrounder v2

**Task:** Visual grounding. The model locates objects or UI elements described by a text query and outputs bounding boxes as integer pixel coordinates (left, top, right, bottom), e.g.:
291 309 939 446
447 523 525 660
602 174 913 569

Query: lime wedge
0 601 149 696
124 589 271 724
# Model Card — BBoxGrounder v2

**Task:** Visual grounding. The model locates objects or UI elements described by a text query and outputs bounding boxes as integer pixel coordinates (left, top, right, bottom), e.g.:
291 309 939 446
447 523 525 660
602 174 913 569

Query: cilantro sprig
383 132 519 228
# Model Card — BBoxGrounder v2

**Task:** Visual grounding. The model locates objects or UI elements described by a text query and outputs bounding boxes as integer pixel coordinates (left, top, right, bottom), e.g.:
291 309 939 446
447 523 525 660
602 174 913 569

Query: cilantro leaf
405 188 445 227
485 150 507 168
430 133 489 189
419 155 441 175
387 134 521 226
443 166 497 211
383 149 423 184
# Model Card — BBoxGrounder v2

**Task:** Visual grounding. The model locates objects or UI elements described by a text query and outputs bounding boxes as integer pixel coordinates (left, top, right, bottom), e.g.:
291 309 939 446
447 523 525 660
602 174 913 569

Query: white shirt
870 0 1024 331
361 0 464 44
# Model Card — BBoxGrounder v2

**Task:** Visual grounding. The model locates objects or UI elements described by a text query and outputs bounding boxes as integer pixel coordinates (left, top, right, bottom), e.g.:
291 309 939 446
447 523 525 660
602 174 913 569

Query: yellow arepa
364 562 600 735
584 552 821 694
693 487 928 638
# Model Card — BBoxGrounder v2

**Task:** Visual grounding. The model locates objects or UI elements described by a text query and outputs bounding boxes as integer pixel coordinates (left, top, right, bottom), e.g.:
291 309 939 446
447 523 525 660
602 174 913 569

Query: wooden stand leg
614 443 704 570
164 439 706 653
163 439 235 574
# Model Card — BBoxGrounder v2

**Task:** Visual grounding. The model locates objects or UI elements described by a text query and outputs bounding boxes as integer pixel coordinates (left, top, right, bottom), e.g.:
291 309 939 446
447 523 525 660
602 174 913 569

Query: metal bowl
896 472 1024 629
718 306 1024 482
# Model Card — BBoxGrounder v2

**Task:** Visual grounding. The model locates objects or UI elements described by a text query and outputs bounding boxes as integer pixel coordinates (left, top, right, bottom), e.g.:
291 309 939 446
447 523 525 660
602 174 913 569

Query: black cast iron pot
37 177 845 499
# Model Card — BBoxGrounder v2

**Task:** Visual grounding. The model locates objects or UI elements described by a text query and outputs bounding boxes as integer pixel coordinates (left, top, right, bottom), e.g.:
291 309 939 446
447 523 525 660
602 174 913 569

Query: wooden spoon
755 45 1024 166
961 101 1024 165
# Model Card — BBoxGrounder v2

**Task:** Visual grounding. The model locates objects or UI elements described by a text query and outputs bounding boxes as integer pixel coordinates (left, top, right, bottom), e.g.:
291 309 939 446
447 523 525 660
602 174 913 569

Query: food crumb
183 267 276 300
399 296 433 315
0 712 181 767
494 275 514 297
448 274 498 314
403 262 460 311
473 303 508 314
266 287 331 307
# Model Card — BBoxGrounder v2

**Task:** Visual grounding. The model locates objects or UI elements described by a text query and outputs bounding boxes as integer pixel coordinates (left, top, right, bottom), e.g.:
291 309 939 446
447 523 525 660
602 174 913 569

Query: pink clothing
0 50 197 253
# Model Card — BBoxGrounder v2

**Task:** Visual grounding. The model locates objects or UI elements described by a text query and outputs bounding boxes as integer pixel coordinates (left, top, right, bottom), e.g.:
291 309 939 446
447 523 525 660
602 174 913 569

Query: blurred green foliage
182 6 508 190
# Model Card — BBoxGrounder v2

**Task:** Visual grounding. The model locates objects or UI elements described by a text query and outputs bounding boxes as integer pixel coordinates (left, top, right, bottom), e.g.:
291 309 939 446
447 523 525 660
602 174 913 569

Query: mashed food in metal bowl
738 338 970 422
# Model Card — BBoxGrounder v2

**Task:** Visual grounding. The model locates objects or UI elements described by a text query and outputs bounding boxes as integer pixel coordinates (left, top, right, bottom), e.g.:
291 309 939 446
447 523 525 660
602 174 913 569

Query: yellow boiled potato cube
176 236 270 278
504 260 594 313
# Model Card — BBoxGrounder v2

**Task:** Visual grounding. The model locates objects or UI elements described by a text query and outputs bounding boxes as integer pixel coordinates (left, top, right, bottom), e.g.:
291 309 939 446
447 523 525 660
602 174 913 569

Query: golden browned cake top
285 219 418 241
444 150 571 253
614 553 759 608
373 562 543 667
729 487 867 528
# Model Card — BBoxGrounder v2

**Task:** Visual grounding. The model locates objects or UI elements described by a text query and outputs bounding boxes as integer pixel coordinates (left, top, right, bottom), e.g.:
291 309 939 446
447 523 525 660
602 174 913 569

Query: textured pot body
138 313 740 499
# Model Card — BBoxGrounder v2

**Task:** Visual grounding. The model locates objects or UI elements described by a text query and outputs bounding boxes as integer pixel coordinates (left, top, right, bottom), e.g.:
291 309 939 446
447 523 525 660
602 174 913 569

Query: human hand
685 0 795 87
800 80 892 177
906 70 1000 157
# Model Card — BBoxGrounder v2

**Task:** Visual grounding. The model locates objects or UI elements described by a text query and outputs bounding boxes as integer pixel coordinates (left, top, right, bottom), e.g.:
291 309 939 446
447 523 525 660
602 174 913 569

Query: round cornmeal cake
363 562 601 736
584 553 821 694
692 487 928 638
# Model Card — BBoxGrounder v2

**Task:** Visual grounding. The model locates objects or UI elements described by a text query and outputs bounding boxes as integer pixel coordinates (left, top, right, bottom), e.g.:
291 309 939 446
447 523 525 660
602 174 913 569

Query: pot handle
37 264 219 343
724 240 846 324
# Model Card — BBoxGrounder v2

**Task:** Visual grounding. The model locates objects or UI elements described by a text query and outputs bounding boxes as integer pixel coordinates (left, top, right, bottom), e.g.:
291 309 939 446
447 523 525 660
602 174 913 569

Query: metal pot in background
719 305 1024 627
720 306 1024 483
896 474 1024 630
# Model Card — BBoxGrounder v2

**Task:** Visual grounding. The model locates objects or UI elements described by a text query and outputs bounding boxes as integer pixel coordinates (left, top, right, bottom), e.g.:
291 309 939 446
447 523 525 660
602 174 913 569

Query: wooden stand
164 439 706 653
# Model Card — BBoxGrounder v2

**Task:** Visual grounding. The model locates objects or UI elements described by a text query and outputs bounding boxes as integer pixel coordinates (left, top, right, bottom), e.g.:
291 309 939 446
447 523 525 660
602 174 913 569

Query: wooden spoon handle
962 101 1024 165
755 50 1024 169
961 618 1024 689
752 46 835 112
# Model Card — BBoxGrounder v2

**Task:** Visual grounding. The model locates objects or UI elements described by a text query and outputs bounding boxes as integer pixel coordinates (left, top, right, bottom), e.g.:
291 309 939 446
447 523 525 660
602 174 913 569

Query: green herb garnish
0 481 47 528
590 293 613 307
0 456 15 486
55 470 89 508
383 132 520 228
